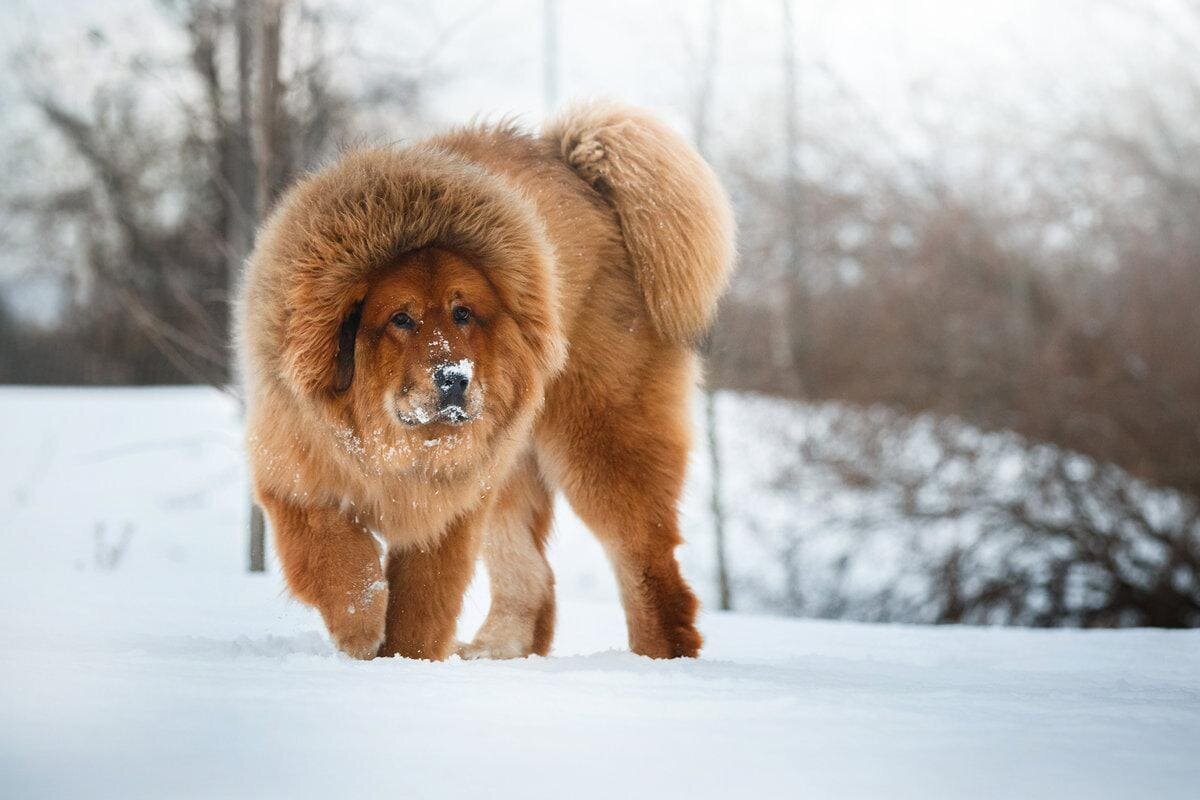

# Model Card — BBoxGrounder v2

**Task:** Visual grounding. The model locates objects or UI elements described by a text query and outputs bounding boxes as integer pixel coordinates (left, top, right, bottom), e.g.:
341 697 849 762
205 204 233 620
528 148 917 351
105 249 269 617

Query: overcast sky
4 0 1181 129
1 0 1191 317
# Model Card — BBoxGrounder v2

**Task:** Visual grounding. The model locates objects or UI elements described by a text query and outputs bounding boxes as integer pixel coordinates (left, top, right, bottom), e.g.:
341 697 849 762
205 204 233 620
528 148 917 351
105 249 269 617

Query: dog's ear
333 301 363 393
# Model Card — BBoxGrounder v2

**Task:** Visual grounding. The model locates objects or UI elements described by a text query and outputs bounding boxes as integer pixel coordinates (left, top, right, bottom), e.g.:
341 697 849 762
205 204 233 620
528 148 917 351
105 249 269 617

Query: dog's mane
236 144 566 401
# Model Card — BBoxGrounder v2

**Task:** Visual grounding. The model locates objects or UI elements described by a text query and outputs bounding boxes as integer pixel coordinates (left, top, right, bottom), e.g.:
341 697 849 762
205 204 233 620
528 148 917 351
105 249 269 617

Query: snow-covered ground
2 387 1198 799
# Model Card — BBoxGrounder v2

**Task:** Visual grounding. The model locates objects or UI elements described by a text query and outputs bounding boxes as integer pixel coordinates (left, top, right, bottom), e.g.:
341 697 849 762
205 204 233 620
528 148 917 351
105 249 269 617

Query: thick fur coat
236 101 735 660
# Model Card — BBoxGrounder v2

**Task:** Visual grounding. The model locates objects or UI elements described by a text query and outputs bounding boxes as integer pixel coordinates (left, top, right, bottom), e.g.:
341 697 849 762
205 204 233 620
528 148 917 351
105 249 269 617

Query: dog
236 101 735 660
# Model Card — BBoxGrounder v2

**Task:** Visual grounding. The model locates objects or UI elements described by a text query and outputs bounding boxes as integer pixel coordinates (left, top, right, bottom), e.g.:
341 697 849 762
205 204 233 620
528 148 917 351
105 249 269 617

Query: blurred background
1 0 1198 628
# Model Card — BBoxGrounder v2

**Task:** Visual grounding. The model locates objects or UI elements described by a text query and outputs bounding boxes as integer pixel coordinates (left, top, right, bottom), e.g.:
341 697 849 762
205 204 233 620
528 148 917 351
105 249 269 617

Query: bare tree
245 0 289 573
709 0 1200 513
690 0 732 611
775 0 802 390
7 0 425 568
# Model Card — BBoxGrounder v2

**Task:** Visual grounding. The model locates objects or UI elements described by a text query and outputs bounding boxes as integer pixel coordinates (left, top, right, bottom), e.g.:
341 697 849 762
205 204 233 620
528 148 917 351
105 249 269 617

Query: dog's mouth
396 406 475 427
433 405 472 426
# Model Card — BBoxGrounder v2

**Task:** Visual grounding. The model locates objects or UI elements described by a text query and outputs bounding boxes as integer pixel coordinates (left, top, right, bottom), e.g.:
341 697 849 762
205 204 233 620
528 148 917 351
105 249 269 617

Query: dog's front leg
259 491 387 659
378 511 480 661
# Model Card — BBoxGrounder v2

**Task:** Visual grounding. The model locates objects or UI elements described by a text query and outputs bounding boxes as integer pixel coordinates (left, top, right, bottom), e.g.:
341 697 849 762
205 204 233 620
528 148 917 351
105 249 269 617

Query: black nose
434 363 470 410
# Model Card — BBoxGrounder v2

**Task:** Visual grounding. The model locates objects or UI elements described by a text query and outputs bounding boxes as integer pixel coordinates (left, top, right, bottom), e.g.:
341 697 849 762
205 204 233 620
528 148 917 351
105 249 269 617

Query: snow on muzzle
432 359 473 424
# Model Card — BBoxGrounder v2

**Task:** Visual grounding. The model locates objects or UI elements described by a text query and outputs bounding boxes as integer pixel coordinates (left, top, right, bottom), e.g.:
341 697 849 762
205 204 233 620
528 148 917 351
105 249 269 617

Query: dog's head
342 248 502 428
244 147 567 474
321 247 546 472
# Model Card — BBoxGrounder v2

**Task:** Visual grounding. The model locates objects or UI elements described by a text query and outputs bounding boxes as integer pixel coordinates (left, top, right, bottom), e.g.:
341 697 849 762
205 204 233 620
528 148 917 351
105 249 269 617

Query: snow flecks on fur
428 330 453 358
361 578 387 606
346 570 388 619
447 358 474 383
368 529 388 571
408 406 434 426
328 418 481 483
333 426 366 460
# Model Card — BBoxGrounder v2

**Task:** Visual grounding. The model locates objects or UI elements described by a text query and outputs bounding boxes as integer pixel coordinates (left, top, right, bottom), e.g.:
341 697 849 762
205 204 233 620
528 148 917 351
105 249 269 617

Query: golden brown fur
236 100 735 660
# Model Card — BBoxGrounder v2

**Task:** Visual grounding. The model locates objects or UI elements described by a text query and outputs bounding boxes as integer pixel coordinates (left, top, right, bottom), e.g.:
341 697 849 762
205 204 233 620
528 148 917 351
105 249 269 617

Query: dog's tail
545 101 735 344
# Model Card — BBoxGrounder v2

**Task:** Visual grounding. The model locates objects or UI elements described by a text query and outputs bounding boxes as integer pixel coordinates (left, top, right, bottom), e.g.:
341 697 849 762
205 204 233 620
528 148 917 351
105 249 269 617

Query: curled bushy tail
545 101 735 344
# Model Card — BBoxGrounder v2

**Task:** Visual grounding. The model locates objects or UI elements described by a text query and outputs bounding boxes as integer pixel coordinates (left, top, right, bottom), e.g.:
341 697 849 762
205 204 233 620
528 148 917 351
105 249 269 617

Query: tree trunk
241 0 290 573
694 0 732 611
779 0 804 393
255 0 287 218
249 500 266 572
230 0 257 284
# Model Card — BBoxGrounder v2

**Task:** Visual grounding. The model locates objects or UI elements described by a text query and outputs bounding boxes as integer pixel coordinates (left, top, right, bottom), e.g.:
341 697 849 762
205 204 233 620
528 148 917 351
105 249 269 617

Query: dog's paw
323 581 388 660
333 624 386 660
456 635 532 661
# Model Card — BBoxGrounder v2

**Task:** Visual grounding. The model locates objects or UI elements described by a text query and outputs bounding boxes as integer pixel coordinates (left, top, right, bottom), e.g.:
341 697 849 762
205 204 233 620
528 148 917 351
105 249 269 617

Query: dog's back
433 102 736 349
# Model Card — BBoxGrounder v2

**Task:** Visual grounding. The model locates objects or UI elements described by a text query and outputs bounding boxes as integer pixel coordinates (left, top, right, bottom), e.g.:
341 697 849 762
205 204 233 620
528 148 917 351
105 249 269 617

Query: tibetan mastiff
236 101 735 660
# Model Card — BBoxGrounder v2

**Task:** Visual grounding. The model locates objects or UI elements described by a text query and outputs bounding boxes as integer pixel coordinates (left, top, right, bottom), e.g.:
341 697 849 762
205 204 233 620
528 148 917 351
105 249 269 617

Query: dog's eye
452 306 472 325
391 312 415 329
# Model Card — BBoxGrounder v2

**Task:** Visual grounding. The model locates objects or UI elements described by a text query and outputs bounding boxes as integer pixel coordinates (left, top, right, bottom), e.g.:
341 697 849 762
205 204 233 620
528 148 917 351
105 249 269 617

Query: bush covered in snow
712 394 1200 627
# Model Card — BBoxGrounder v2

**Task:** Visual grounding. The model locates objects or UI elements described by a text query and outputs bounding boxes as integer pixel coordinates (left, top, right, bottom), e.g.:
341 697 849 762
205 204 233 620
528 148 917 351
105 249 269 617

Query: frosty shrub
721 396 1200 627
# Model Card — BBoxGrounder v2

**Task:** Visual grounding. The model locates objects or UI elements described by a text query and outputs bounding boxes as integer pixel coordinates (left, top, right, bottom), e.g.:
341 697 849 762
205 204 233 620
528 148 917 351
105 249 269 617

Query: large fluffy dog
236 102 734 660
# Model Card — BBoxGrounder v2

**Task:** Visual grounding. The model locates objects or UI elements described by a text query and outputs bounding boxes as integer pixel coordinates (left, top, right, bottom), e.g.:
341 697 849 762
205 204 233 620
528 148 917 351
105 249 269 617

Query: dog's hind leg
459 454 556 659
538 354 703 659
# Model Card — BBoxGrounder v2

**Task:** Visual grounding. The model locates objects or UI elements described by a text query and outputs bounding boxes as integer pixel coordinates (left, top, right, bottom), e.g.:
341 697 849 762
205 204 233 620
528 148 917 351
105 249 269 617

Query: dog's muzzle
433 362 471 425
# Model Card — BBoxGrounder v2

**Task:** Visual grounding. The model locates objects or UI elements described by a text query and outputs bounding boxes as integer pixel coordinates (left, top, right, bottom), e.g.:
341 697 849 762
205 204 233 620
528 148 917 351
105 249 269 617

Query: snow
1 386 1198 799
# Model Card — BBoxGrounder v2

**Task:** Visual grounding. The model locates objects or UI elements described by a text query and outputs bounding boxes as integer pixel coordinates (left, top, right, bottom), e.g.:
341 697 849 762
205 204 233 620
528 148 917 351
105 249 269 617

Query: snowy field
1 387 1198 799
